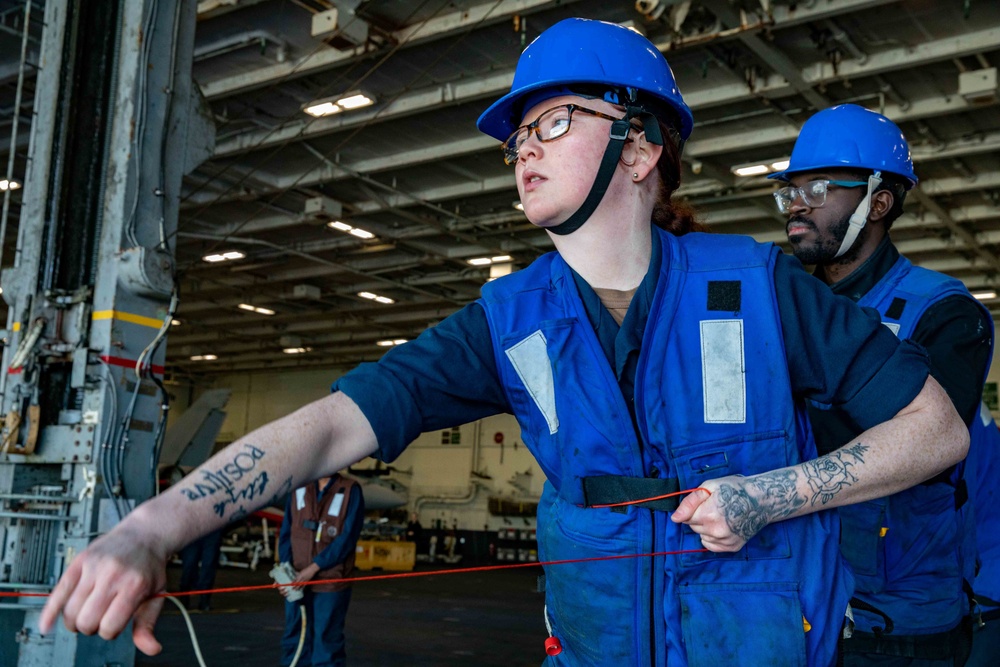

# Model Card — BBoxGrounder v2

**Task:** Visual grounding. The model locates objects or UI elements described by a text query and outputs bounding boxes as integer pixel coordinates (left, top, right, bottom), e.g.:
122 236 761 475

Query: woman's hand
38 519 170 656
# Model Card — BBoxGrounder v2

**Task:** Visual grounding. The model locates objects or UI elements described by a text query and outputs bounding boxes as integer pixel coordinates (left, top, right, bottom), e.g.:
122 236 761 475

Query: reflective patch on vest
980 401 992 427
296 487 306 510
700 319 746 423
329 490 345 517
881 321 901 337
505 330 559 434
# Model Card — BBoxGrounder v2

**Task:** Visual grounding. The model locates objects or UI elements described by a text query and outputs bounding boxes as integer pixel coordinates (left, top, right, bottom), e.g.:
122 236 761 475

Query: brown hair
650 119 707 235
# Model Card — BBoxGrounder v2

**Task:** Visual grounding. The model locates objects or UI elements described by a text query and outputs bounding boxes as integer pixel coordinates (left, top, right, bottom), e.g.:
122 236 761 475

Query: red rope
0 488 713 599
0 548 710 599
588 486 710 509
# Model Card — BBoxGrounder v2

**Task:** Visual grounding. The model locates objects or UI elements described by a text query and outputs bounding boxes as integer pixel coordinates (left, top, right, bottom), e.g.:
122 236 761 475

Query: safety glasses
501 104 626 165
773 179 868 213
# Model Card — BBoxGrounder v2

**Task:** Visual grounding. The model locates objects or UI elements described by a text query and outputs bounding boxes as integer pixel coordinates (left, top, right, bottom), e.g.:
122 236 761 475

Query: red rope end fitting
544 636 563 656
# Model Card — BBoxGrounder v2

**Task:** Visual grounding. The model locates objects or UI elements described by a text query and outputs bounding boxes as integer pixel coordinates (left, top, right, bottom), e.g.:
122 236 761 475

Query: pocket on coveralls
838 500 888 593
679 581 807 667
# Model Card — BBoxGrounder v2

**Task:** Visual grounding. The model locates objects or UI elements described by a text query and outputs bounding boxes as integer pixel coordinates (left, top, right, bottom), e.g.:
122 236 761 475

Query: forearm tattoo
802 442 869 506
717 470 806 541
179 443 293 519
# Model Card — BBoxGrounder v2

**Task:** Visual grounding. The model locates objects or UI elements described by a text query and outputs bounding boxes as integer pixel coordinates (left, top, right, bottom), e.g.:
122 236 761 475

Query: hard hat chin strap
833 171 882 259
547 108 663 237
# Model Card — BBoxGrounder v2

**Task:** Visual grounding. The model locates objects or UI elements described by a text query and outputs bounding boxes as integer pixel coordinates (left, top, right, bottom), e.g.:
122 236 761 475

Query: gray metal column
0 0 212 664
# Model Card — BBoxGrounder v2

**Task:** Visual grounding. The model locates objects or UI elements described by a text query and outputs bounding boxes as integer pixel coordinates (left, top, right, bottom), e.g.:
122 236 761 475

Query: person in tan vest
278 473 364 667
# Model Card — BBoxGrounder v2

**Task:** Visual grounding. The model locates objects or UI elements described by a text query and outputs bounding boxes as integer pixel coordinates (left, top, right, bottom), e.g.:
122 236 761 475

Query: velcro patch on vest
505 330 559 434
884 297 906 320
700 319 746 423
707 281 742 312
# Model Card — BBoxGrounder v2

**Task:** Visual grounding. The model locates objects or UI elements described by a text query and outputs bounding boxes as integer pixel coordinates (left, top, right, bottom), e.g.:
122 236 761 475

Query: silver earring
632 172 639 180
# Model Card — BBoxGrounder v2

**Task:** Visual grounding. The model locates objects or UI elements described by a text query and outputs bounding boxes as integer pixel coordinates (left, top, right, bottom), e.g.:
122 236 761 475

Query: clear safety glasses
501 104 626 165
773 179 868 214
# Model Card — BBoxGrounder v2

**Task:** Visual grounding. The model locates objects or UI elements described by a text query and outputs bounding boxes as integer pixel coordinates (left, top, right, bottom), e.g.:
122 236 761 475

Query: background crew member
40 19 970 667
774 104 994 666
279 474 363 667
966 406 1000 666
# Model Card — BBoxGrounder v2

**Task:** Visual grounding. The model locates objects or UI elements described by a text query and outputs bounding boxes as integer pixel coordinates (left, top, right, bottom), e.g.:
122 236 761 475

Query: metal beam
199 0 582 100
209 21 1000 160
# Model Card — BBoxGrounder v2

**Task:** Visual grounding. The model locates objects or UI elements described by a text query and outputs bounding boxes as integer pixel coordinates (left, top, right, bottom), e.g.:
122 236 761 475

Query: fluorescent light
734 164 770 177
337 93 373 109
0 179 20 191
376 339 408 347
972 291 998 301
358 291 394 304
771 160 790 171
491 255 512 263
467 257 492 266
327 220 375 240
203 250 245 263
283 347 312 354
513 201 524 211
190 354 217 361
303 92 375 118
238 303 275 315
171 319 181 326
304 101 342 117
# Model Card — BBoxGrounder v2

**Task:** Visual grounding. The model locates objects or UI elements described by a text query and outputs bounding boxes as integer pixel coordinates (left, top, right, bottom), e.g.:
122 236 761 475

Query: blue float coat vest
968 403 1000 618
831 254 993 635
479 229 852 667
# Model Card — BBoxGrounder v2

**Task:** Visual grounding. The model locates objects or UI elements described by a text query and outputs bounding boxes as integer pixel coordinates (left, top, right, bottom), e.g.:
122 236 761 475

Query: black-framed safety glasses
773 179 868 214
501 104 627 165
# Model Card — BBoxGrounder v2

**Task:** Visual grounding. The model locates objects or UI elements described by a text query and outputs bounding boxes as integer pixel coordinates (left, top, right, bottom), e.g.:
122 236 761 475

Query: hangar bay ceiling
1 0 998 377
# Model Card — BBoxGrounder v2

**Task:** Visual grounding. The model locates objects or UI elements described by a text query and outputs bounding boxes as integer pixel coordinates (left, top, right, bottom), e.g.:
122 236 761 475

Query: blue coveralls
479 229 853 667
832 255 993 661
967 404 1000 666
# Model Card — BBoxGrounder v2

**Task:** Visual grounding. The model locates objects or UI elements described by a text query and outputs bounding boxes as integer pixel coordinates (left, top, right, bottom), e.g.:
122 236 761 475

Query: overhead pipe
193 29 288 63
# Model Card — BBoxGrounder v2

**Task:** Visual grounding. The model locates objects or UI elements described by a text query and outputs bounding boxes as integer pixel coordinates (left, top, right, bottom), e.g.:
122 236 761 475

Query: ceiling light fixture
0 179 21 191
513 201 524 211
730 158 791 178
238 303 276 315
190 354 217 361
171 319 181 326
376 339 408 347
327 220 375 240
283 347 312 354
358 291 394 304
203 250 245 263
467 255 513 267
972 290 998 301
303 91 375 117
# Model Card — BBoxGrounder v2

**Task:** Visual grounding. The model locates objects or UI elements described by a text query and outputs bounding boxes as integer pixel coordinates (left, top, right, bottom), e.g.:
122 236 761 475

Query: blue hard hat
769 104 917 188
477 18 694 143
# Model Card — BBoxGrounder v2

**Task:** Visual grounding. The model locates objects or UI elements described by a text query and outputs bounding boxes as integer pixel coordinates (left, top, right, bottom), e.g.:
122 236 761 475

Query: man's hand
292 562 321 586
38 522 170 656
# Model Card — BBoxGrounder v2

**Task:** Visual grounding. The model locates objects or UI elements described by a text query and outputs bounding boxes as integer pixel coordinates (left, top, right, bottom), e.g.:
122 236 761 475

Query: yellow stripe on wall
92 310 164 330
